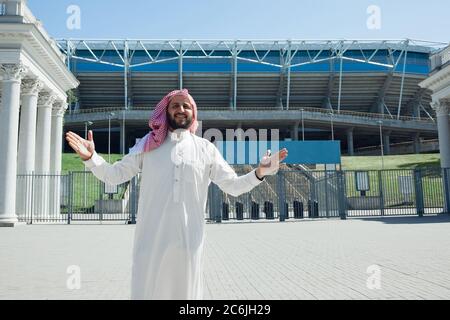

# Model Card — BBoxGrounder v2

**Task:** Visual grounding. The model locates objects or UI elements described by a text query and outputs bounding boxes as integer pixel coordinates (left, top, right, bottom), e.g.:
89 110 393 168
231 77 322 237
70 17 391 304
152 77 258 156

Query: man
65 89 288 299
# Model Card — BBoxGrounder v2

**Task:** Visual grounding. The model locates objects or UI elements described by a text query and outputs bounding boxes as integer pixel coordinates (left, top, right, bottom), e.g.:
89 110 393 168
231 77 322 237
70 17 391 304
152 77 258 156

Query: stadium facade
60 39 447 156
1 1 450 226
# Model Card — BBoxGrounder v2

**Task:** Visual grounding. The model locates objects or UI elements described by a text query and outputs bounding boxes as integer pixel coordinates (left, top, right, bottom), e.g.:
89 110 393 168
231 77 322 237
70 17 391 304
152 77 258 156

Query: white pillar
49 101 67 219
34 92 56 220
432 99 450 214
50 101 67 174
0 63 27 227
16 78 43 218
35 92 56 173
17 79 42 173
432 100 450 169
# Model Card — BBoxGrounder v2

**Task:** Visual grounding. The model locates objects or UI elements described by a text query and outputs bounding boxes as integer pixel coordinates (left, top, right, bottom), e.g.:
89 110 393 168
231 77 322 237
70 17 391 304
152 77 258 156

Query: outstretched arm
65 130 143 186
208 144 288 197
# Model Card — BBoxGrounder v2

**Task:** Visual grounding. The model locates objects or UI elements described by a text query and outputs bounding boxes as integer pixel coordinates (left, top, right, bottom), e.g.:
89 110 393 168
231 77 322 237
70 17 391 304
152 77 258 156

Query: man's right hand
65 130 95 161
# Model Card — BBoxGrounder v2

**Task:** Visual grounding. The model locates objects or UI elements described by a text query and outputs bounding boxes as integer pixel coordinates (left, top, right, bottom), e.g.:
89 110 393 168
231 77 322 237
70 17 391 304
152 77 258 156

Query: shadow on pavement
349 214 450 224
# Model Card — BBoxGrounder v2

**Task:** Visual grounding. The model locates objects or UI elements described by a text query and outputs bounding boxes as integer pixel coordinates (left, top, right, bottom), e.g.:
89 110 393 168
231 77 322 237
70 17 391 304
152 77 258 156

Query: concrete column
16 78 42 217
323 98 333 111
377 99 385 114
0 63 27 227
346 127 354 156
413 132 421 154
432 100 450 215
5 0 24 16
17 79 42 174
412 103 421 119
291 122 299 141
432 100 450 168
383 130 391 155
35 92 56 173
34 92 56 219
49 101 67 218
120 119 125 155
50 101 67 174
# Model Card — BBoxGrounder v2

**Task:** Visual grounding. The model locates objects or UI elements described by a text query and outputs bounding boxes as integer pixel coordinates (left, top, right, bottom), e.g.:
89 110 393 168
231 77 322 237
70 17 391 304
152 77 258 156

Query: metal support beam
337 54 343 113
406 88 426 118
371 47 408 114
322 57 335 110
286 41 292 111
228 71 234 110
124 40 129 110
276 61 285 110
233 41 237 111
120 113 126 155
397 41 409 119
178 41 183 89
371 73 393 114
57 39 446 72
122 41 129 156
276 46 291 110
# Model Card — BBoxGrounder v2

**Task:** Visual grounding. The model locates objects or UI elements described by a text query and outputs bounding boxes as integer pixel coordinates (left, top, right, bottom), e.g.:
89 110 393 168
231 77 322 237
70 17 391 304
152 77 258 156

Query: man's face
166 95 194 130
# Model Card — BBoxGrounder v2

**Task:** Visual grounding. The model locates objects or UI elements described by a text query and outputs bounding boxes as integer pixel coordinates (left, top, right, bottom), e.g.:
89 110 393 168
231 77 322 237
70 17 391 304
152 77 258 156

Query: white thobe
83 129 264 299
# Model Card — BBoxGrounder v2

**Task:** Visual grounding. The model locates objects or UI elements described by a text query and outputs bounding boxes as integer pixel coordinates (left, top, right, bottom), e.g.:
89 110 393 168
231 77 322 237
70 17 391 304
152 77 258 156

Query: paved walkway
1 216 450 300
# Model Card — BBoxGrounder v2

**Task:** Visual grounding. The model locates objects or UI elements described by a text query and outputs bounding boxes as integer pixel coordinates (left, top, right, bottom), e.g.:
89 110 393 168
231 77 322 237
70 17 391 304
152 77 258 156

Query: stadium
60 39 444 156
3 0 450 302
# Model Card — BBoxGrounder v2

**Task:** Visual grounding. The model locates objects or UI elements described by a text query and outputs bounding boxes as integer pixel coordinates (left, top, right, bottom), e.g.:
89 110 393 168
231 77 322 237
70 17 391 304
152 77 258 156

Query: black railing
16 168 450 224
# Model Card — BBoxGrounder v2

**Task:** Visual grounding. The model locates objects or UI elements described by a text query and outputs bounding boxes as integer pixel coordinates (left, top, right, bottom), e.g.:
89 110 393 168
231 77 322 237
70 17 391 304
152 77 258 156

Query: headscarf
129 89 199 155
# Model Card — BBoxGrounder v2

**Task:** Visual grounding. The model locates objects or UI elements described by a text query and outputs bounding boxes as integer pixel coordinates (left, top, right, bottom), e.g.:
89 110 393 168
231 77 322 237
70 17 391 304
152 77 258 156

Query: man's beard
167 111 193 130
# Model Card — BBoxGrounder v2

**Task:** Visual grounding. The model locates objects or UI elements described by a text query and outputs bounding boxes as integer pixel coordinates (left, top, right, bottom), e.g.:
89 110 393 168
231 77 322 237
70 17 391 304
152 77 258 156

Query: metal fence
16 168 450 224
16 172 139 224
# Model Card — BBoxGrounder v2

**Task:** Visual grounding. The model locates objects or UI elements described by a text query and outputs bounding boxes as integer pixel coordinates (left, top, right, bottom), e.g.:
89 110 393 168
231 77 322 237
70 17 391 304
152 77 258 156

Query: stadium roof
57 39 449 118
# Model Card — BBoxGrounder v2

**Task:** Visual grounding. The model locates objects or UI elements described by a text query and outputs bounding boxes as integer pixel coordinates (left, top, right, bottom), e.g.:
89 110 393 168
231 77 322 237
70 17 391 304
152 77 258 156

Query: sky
27 0 449 43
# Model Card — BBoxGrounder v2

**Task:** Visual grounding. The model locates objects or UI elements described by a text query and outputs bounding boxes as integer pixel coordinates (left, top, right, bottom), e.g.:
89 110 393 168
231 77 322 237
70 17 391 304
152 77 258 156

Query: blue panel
237 62 281 72
69 49 430 75
183 59 232 72
73 60 123 72
131 63 179 72
216 140 341 165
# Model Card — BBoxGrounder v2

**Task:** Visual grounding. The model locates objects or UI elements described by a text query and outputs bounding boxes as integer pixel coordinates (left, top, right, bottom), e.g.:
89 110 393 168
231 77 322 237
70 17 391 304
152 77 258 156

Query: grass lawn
341 153 441 170
61 153 130 214
63 152 442 172
62 153 124 173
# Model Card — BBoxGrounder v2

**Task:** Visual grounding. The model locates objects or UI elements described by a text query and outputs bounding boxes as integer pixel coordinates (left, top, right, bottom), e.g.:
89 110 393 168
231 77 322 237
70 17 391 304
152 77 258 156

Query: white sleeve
208 143 264 197
83 151 144 186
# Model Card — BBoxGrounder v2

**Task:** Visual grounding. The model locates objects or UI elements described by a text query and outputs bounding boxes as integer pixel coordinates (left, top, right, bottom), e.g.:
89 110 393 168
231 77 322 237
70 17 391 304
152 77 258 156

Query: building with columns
0 0 79 226
419 45 450 169
419 45 450 213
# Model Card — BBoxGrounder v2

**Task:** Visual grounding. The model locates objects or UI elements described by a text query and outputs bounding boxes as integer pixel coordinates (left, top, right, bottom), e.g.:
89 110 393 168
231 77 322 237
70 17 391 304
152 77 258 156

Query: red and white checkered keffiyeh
129 89 199 155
